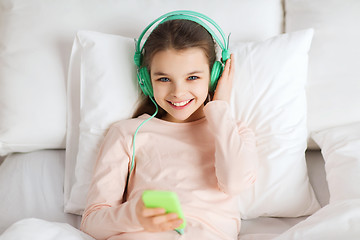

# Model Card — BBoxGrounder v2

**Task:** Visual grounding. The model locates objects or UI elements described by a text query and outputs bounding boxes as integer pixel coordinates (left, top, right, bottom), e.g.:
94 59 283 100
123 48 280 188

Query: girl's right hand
212 54 235 103
135 196 183 232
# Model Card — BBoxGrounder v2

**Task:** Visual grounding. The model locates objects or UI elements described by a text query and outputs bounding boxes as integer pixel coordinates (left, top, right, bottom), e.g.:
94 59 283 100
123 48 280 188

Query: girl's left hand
212 54 235 103
135 196 183 232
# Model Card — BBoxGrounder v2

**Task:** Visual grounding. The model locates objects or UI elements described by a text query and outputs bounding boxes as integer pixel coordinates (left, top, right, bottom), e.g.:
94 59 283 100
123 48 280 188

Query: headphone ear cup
210 61 224 92
138 67 154 97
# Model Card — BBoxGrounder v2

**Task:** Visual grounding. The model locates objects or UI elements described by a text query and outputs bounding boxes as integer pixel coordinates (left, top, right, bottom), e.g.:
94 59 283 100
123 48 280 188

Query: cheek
203 77 211 92
152 85 161 99
193 81 210 99
152 83 167 102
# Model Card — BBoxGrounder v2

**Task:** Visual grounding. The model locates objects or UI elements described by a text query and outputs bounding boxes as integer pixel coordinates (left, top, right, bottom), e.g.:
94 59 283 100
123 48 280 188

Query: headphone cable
126 96 159 186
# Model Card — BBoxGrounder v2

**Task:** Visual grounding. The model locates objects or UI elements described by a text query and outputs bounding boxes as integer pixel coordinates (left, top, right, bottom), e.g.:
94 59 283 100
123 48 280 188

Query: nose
171 81 187 98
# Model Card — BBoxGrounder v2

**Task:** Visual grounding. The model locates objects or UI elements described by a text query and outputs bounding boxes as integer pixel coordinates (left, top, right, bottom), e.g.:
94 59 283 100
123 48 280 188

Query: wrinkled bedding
1 200 359 240
0 149 341 239
0 219 93 240
274 199 360 240
240 199 360 240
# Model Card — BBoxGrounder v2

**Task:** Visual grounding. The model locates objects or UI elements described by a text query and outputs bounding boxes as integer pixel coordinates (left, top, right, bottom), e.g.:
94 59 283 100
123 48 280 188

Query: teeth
171 100 191 107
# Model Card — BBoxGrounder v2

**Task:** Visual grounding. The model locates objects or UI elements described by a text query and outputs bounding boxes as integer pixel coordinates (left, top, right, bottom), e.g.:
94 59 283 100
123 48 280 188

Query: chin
171 115 191 123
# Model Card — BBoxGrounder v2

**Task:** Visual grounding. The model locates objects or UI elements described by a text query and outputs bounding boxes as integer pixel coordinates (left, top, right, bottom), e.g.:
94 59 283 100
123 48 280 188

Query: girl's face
150 48 210 123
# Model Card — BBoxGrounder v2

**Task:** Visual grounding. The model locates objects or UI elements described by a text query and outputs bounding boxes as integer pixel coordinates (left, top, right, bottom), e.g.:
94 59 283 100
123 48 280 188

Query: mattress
0 149 328 236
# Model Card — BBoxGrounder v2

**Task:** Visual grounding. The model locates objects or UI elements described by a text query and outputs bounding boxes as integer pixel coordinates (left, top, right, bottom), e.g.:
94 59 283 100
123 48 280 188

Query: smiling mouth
168 99 193 108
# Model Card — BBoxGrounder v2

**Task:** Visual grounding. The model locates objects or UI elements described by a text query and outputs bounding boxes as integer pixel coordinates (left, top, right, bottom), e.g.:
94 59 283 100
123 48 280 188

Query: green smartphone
142 190 186 234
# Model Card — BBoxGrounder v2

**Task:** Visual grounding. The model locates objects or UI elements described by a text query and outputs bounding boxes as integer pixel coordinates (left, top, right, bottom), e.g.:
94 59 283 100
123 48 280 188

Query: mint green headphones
133 10 230 97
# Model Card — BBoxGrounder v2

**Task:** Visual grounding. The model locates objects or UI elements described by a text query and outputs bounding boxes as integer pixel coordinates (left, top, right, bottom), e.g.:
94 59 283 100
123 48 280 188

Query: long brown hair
132 19 217 118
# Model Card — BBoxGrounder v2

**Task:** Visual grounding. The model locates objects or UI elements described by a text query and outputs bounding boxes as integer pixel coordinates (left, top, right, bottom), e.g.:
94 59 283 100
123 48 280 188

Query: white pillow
65 29 320 218
0 0 283 156
285 0 360 148
64 31 139 213
231 29 320 218
311 122 360 204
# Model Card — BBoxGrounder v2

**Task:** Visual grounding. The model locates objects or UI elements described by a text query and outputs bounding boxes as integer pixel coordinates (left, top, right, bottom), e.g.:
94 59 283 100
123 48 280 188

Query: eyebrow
153 70 204 76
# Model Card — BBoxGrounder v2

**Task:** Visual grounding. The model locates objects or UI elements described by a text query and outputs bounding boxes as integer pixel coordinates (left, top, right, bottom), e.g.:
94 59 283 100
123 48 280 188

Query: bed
1 0 360 239
0 150 324 238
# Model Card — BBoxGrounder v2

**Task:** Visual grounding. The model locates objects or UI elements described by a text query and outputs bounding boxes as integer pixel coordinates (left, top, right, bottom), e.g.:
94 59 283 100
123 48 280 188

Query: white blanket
0 218 94 240
274 199 360 240
240 199 360 240
1 200 359 240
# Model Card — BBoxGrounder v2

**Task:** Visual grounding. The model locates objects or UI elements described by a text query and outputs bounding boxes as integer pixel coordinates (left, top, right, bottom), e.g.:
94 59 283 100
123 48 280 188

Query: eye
188 76 199 80
158 77 170 82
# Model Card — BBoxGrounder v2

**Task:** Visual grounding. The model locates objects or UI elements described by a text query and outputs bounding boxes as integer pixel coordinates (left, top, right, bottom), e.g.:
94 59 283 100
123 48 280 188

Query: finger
142 207 166 217
152 213 179 225
157 218 183 232
223 57 231 76
228 54 235 81
169 218 183 228
219 57 232 82
226 54 234 73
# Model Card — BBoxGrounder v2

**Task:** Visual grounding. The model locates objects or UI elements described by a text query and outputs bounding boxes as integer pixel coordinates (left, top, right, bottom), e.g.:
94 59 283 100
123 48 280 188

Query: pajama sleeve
203 100 258 195
80 126 143 239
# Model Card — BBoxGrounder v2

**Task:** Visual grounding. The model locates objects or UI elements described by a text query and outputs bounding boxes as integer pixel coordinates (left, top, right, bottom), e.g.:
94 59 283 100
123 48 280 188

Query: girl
81 14 258 240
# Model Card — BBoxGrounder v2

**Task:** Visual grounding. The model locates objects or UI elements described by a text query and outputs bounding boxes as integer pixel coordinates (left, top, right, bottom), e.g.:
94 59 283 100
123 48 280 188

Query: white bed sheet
305 150 330 207
0 156 5 165
0 149 328 237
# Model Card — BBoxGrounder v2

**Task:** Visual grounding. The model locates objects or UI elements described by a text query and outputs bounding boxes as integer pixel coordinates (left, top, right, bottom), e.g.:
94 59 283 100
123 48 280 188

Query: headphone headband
134 10 230 67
